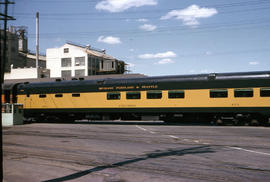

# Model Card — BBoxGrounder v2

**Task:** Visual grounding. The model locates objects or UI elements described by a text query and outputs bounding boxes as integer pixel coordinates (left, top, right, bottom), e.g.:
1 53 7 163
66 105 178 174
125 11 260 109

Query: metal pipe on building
36 12 39 77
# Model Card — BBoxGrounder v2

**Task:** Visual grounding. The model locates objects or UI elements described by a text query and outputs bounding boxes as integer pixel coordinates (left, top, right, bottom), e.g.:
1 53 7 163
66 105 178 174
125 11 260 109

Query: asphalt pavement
3 122 270 182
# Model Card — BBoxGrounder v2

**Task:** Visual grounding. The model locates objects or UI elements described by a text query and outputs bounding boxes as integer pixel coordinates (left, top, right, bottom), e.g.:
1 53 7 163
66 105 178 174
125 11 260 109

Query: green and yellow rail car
11 71 270 125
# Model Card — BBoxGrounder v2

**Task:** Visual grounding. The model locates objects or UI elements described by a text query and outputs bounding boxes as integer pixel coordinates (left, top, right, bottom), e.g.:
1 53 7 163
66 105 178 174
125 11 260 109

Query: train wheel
233 119 242 126
215 118 224 126
266 118 270 126
260 117 270 126
249 119 259 126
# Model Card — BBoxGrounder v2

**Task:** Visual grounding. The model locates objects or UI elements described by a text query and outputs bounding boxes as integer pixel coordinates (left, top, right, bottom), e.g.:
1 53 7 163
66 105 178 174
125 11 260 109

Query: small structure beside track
2 103 24 126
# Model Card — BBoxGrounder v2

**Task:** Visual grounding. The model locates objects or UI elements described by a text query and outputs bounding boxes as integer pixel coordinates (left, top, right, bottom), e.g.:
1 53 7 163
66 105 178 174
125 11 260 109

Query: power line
10 0 270 57
24 18 270 39
14 0 270 17
177 48 270 58
13 6 270 23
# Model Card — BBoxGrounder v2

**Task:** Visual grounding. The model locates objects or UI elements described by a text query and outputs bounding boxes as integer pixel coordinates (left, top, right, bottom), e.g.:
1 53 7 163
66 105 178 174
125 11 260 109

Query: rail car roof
17 71 270 94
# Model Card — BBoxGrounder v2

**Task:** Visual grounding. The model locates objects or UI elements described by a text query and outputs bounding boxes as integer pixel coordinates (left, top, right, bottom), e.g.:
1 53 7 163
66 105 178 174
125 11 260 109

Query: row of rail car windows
35 88 270 99
107 91 184 100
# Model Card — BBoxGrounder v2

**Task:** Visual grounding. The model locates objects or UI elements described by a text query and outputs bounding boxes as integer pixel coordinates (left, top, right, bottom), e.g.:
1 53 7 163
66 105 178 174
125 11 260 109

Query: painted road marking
167 135 179 139
136 125 147 131
136 125 157 134
228 147 270 156
135 126 209 145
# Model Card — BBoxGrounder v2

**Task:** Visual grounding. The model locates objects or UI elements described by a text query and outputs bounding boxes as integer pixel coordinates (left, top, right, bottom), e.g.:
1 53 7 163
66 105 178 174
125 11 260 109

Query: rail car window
39 94 46 98
168 90 185 99
72 93 80 97
260 88 270 97
234 89 253 97
210 89 228 98
126 92 141 99
107 92 120 100
147 91 162 99
55 94 63 98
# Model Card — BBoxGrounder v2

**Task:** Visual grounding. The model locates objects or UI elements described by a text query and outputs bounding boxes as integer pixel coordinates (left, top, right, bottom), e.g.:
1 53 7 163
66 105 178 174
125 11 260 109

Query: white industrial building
46 42 125 78
4 67 50 80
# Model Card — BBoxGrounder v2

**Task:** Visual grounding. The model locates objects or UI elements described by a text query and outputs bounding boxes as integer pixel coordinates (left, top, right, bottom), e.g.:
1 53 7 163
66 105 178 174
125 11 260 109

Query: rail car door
12 83 21 104
3 90 11 103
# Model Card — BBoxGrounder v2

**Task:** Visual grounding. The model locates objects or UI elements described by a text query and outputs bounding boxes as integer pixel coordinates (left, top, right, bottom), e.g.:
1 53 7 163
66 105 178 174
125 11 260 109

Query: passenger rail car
8 71 270 125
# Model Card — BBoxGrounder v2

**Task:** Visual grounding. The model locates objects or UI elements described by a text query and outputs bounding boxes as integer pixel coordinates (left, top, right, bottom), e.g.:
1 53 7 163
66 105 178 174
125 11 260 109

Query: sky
6 0 270 76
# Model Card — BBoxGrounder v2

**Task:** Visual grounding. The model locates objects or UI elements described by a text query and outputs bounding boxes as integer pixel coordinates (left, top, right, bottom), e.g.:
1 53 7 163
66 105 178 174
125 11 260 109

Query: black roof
16 71 270 94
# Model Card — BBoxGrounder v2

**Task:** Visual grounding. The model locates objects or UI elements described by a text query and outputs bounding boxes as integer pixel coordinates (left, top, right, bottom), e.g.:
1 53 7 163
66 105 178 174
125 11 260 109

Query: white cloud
249 61 259 65
97 36 121 44
139 24 157 31
138 51 177 59
161 5 217 27
155 58 175 65
137 18 148 22
205 51 212 56
127 63 135 68
200 69 214 73
96 0 157 13
200 69 209 73
129 48 135 52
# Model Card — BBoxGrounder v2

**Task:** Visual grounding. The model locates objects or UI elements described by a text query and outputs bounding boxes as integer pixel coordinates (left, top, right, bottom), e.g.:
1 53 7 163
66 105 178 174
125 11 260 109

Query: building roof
65 42 115 60
85 49 114 60
19 52 46 61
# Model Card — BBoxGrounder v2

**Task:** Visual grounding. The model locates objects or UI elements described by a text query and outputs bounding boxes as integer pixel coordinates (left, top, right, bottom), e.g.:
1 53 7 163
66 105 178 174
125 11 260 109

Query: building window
72 93 80 97
55 94 63 98
112 61 114 68
88 56 99 75
107 92 120 100
101 60 104 69
210 89 228 98
61 70 71 78
147 91 162 99
234 89 253 98
168 90 185 99
75 69 85 77
75 57 85 66
260 88 270 97
64 48 69 53
126 92 141 100
61 58 71 67
39 94 46 98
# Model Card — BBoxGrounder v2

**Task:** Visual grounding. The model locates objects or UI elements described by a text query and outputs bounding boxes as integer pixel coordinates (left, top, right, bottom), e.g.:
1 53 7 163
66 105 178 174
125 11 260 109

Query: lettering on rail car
141 85 158 89
115 86 135 90
98 87 114 90
98 85 158 91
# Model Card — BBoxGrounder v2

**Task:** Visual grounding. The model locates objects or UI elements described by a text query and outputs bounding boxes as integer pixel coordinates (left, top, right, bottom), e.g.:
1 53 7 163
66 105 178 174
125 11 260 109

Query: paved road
3 123 270 182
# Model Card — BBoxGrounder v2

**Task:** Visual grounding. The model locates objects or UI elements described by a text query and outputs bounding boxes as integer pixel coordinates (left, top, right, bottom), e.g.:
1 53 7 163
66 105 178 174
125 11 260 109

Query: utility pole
0 0 15 181
36 12 39 78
